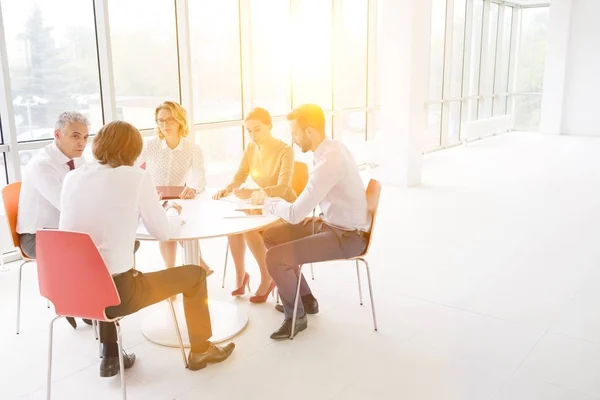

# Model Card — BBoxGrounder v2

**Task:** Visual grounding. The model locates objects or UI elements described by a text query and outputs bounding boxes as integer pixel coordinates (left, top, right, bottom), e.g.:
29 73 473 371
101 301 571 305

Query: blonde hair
93 121 143 168
154 101 189 140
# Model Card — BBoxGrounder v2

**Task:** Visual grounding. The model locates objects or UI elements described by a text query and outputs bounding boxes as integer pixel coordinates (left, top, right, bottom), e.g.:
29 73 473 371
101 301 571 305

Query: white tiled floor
2 132 600 399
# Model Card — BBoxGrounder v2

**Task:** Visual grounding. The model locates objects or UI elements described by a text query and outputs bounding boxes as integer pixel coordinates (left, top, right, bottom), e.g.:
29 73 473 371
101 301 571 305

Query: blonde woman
138 101 213 275
213 107 296 303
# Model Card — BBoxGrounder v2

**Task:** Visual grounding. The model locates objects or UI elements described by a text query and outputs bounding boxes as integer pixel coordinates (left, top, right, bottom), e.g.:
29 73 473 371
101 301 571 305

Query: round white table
136 190 278 347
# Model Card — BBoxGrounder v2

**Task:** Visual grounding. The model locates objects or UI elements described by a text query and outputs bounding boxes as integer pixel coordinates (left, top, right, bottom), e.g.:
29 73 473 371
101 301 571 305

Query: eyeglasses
156 117 176 126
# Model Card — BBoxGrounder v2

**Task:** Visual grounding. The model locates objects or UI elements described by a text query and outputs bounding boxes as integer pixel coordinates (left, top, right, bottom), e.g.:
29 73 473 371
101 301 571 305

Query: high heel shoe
231 273 250 296
249 281 276 303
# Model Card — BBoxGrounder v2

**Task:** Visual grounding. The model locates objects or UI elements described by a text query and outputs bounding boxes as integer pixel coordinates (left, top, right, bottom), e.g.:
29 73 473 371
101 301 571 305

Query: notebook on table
156 186 185 200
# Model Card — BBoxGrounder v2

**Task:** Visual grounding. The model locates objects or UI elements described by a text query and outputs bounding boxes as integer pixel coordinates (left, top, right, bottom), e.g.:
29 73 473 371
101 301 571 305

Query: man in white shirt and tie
262 104 371 339
17 111 91 329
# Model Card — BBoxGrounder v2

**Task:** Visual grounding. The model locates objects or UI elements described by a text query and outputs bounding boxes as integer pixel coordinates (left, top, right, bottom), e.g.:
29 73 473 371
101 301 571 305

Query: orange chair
2 182 36 334
289 179 382 339
221 161 311 289
36 230 187 399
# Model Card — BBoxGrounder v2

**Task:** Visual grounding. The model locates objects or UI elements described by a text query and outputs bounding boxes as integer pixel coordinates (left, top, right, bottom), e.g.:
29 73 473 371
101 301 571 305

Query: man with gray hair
17 111 91 328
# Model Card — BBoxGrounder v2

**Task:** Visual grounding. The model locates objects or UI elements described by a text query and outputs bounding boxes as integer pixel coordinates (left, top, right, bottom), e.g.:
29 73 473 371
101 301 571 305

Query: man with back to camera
261 104 371 339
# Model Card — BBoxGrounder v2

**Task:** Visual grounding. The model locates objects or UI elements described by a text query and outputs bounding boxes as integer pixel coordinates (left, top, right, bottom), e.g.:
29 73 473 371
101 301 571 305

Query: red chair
1 182 37 334
36 230 187 399
290 179 382 339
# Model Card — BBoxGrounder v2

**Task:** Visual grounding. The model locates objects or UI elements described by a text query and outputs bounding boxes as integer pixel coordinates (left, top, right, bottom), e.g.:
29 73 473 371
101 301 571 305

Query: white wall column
377 0 431 187
539 0 572 135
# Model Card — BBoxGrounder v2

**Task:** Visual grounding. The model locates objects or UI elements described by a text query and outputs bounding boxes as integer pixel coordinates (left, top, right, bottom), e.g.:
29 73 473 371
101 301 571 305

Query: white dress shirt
137 137 206 192
17 142 84 234
59 162 181 275
263 138 371 231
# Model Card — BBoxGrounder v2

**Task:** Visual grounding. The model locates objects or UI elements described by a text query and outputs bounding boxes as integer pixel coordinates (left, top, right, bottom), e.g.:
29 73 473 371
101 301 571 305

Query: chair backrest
2 182 23 252
362 179 382 256
292 161 309 196
36 230 121 321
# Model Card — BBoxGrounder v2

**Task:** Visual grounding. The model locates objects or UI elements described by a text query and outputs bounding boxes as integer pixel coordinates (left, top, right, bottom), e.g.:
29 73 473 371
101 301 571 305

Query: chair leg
222 242 229 289
168 298 189 368
275 287 280 305
47 300 50 309
355 260 363 306
92 320 102 358
290 265 304 340
116 323 127 400
16 260 32 335
46 315 61 400
362 259 378 332
310 264 315 280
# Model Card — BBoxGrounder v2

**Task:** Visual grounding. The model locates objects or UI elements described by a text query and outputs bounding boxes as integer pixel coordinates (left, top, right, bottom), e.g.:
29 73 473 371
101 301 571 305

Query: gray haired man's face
55 121 89 159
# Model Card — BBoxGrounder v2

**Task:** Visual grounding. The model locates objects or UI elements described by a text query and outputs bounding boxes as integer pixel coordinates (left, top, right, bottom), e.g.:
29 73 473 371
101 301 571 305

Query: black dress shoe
270 314 308 340
100 351 136 378
274 296 319 314
188 342 235 371
82 319 93 325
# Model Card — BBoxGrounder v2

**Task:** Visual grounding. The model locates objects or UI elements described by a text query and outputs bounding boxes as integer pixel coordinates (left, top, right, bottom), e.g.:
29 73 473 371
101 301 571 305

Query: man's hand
212 189 230 200
179 187 196 199
165 202 182 215
234 188 253 200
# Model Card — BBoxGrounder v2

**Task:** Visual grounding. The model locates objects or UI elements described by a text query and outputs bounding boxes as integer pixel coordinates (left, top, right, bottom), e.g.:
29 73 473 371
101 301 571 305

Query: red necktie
67 160 75 171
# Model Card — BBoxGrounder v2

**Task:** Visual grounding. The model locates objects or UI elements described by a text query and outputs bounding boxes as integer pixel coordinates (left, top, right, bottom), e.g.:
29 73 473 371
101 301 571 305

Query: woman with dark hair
213 107 296 303
60 121 234 377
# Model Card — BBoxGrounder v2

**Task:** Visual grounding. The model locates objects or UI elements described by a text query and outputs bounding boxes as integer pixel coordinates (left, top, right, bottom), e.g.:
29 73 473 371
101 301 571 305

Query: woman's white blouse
138 137 207 192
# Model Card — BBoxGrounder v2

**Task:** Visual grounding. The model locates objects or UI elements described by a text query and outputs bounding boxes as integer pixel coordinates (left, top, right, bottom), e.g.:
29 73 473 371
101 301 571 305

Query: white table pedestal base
141 299 248 347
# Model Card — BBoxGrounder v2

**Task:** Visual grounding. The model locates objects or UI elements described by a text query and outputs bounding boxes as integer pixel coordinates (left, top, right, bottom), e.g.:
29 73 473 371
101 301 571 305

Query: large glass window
514 6 549 131
334 0 368 109
446 0 467 144
467 0 484 122
189 0 242 123
493 6 513 116
2 0 102 142
292 0 333 110
427 0 447 148
478 2 499 119
250 0 291 117
109 0 179 130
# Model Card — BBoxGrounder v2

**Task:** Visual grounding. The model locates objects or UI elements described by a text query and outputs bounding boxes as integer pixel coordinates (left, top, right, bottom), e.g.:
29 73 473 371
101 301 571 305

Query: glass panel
250 0 291 117
494 6 513 116
292 0 332 109
447 101 462 144
514 94 542 131
450 0 467 99
189 0 242 123
108 0 179 129
18 148 43 168
516 7 549 93
334 0 368 109
467 0 484 121
196 126 244 175
478 2 499 119
270 120 293 146
426 104 442 151
429 0 447 100
2 0 102 141
337 111 368 165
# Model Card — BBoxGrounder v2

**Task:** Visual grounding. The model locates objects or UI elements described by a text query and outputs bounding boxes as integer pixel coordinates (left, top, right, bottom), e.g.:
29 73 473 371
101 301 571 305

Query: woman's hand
233 188 253 200
179 187 196 199
250 189 267 205
212 189 230 200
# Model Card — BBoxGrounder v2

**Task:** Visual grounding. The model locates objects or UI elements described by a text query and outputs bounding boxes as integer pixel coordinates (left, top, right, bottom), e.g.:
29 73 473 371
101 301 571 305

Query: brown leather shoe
188 342 235 371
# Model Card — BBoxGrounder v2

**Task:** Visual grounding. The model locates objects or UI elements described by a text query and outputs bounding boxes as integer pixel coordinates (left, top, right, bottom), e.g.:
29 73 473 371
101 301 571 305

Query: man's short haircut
55 111 91 133
93 121 143 168
286 104 325 133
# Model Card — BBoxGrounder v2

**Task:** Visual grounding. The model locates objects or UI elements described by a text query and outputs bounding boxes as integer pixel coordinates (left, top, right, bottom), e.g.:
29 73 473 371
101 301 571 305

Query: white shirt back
264 138 371 231
59 162 180 275
17 143 83 234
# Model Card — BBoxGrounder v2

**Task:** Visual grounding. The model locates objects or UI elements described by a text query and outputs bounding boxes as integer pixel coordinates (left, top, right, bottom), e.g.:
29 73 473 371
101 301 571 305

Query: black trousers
100 265 212 351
